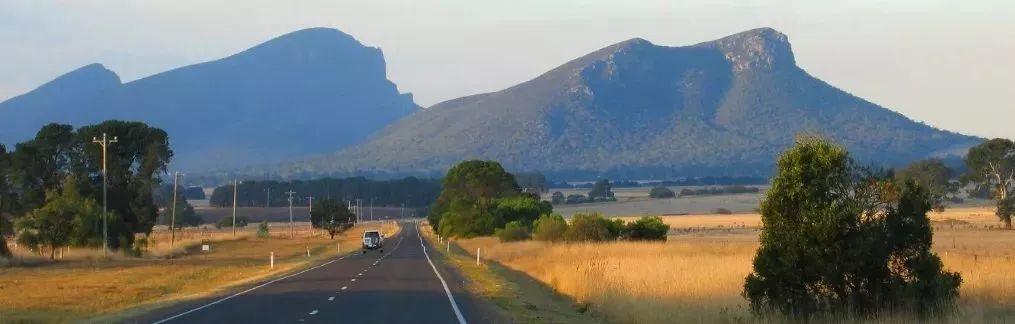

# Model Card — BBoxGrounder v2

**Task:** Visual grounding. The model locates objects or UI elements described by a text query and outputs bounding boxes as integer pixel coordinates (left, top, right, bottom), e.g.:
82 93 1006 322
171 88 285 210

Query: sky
2 0 1013 138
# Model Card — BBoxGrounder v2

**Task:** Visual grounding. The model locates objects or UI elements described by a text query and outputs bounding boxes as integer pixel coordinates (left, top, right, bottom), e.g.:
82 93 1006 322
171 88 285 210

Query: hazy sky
2 0 1013 138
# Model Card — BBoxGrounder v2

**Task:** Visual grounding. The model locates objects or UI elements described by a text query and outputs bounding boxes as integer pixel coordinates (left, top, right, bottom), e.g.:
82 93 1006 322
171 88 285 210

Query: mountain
280 28 979 179
0 28 418 171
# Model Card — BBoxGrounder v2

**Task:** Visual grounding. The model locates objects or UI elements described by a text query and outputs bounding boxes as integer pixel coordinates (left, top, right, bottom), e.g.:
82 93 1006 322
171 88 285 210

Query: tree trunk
1006 217 1013 230
50 244 56 260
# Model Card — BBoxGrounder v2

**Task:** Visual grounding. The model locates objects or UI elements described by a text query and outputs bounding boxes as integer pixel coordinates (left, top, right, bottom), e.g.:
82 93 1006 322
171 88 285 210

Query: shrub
648 186 675 198
565 212 618 242
625 216 669 241
551 191 565 204
495 221 531 242
565 194 587 204
714 208 732 215
256 220 270 238
533 213 568 242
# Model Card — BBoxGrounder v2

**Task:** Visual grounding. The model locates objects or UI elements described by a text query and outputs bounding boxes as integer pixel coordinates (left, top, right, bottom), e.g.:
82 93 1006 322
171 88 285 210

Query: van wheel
362 250 366 254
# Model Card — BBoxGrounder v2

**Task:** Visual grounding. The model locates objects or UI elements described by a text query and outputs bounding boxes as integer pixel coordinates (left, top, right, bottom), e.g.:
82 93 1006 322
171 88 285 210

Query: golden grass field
0 221 399 323
454 207 1015 323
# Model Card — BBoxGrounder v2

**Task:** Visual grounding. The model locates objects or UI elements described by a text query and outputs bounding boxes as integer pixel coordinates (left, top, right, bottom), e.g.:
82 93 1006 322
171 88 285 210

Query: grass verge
420 223 601 324
0 222 399 323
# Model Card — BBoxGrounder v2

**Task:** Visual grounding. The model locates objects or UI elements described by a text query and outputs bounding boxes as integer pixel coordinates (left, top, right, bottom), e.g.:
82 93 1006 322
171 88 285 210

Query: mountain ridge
0 28 418 171
274 27 980 179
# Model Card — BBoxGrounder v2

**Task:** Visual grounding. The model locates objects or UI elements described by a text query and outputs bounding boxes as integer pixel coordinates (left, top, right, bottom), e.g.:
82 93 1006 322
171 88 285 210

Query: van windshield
364 232 380 239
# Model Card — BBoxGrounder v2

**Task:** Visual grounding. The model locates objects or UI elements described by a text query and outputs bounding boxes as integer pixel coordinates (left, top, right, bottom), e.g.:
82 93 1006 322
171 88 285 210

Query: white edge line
418 223 468 324
152 254 351 324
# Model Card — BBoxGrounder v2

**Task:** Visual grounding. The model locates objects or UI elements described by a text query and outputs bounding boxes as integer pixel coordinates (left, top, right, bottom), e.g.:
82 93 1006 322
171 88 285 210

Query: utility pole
232 179 239 237
92 133 117 255
266 187 270 208
369 198 374 222
285 190 296 238
306 195 315 222
170 171 182 248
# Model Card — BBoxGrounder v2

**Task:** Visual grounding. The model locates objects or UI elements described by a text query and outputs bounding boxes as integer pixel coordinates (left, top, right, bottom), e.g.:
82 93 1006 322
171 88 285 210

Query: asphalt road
134 222 500 324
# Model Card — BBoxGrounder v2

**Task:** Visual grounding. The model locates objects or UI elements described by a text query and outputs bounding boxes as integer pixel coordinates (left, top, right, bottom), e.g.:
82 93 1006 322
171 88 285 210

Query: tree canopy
744 137 960 318
963 138 1015 228
895 159 955 212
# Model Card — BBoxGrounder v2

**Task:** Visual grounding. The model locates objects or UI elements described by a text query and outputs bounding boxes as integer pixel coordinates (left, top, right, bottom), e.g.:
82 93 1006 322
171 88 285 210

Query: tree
157 198 202 228
744 137 960 318
550 191 565 204
514 172 549 194
532 213 568 242
15 176 102 259
492 195 552 227
648 186 675 199
624 216 669 241
309 198 355 239
587 179 614 200
429 160 520 237
216 216 248 229
7 124 77 212
77 121 173 248
963 138 1015 229
0 144 11 258
896 159 955 212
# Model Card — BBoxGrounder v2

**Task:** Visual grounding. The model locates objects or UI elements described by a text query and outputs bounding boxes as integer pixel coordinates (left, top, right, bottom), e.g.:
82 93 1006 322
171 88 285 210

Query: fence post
307 246 310 257
447 240 450 253
476 248 481 265
270 252 274 269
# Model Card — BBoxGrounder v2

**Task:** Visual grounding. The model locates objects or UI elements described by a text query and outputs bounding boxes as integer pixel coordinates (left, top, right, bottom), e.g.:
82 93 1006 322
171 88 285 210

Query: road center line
152 253 353 324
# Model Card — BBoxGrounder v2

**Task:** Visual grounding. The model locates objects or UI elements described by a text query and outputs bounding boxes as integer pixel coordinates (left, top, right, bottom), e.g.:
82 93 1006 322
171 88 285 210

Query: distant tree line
0 121 172 258
678 185 761 197
549 176 767 189
208 177 441 208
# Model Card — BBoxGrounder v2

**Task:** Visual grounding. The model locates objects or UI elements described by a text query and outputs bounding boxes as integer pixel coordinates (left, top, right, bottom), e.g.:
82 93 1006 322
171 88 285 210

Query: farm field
453 206 1015 323
0 221 399 322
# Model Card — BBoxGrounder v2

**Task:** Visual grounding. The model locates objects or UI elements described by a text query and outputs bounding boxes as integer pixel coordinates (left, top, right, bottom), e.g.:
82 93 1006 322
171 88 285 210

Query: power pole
232 179 239 237
285 190 296 238
92 133 117 255
306 195 315 224
170 171 182 248
266 187 270 208
369 198 374 222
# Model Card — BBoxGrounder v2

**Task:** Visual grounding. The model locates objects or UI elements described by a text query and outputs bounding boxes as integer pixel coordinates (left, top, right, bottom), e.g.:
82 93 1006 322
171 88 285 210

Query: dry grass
0 221 399 323
455 207 1015 323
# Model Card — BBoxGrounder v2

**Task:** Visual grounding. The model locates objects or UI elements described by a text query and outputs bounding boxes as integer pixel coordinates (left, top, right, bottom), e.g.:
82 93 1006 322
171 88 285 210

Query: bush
215 216 249 229
256 220 270 238
714 208 733 215
495 221 531 242
625 216 669 241
564 212 618 242
648 186 675 198
533 213 568 242
550 191 565 204
565 194 587 204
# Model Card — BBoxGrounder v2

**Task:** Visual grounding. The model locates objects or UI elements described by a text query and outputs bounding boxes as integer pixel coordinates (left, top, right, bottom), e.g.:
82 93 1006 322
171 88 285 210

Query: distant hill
279 28 980 179
0 28 418 171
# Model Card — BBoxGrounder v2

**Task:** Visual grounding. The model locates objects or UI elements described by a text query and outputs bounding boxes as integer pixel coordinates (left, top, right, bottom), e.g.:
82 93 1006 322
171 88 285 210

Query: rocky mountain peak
697 27 795 72
34 63 120 96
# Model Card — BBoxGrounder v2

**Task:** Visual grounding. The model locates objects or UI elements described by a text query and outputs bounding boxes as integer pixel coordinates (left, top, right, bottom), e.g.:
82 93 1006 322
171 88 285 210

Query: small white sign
201 244 210 252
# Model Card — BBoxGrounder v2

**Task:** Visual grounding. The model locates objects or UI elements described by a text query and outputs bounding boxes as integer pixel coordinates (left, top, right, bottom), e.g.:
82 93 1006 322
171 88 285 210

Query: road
134 222 500 323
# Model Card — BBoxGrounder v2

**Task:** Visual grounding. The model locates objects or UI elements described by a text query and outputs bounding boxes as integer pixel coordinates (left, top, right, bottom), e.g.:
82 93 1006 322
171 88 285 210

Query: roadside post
270 252 274 269
476 248 481 265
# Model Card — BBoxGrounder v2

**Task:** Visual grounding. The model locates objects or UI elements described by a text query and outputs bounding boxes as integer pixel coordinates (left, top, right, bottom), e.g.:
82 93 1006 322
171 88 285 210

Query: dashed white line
351 278 357 282
328 296 335 301
341 286 348 290
309 310 318 315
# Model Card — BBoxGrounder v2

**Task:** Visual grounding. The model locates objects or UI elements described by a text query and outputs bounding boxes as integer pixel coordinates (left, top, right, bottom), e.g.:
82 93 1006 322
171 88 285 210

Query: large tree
7 123 78 212
744 137 960 318
76 121 172 249
15 176 102 259
429 160 521 238
895 159 955 212
964 138 1015 229
0 144 10 258
310 198 355 239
